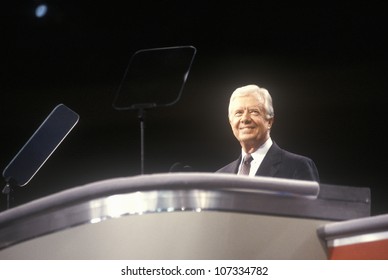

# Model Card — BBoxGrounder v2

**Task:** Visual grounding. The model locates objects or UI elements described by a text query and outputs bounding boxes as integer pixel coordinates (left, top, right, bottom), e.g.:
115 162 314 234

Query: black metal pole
2 182 13 210
138 108 146 174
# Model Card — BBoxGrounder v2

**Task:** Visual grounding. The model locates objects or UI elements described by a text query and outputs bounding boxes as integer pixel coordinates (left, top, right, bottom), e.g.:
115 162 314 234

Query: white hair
228 84 274 119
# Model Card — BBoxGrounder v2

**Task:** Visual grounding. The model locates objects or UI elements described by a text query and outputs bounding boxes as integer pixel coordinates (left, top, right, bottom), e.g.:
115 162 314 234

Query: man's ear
268 117 274 129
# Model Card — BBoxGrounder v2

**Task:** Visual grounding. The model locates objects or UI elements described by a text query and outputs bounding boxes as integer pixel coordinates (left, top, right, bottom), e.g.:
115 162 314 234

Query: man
216 84 319 181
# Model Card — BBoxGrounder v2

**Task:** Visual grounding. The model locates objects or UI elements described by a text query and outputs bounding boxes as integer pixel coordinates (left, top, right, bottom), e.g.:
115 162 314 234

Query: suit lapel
231 155 242 174
256 142 282 177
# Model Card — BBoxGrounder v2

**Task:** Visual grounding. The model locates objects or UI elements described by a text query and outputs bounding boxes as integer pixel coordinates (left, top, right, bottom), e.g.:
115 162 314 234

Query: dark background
1 1 387 214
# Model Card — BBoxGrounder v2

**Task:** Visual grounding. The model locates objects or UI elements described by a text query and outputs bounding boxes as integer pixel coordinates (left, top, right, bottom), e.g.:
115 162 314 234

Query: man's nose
241 111 251 123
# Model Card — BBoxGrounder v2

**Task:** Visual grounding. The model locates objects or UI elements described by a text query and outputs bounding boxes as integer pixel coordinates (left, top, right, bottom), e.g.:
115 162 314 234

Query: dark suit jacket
216 142 319 182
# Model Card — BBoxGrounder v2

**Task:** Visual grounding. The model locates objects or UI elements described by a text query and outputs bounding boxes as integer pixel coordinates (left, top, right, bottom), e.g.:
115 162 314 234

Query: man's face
229 94 273 149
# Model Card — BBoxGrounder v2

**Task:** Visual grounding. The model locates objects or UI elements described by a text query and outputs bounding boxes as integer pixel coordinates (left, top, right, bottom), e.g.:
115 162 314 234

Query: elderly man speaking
217 84 319 182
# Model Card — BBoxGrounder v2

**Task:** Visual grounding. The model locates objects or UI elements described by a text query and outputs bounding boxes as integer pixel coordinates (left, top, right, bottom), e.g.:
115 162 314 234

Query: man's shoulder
216 158 240 173
270 142 320 181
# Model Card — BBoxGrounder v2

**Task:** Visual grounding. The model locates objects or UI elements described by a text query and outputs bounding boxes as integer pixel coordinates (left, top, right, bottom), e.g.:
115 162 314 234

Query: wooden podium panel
0 173 371 259
318 214 388 260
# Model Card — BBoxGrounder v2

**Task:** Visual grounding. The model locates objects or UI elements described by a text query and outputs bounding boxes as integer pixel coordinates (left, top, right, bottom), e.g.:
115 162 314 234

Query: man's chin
239 134 256 140
239 136 257 144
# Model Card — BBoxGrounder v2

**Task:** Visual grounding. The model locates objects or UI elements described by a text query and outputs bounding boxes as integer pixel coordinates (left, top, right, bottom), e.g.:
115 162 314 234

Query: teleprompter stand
1 179 15 211
113 46 196 174
1 104 79 210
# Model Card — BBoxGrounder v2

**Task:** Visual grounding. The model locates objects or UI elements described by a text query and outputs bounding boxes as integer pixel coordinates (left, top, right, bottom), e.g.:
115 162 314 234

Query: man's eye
235 111 243 117
250 110 260 116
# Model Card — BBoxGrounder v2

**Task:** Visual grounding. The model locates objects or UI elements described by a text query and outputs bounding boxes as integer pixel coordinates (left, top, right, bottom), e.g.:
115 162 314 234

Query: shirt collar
242 137 273 160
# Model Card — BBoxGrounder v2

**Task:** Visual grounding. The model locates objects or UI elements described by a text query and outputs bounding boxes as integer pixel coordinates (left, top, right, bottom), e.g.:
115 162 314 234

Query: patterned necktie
239 154 253 175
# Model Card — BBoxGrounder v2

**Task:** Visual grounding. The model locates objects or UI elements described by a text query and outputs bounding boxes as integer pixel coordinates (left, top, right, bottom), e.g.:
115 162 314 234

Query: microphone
169 162 193 172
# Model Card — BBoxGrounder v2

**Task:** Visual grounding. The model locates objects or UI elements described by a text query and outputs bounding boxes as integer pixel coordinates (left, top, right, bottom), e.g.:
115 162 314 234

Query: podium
0 173 370 259
318 214 388 259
